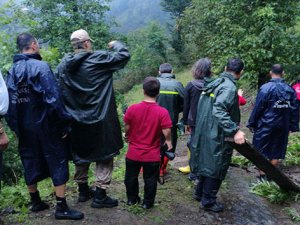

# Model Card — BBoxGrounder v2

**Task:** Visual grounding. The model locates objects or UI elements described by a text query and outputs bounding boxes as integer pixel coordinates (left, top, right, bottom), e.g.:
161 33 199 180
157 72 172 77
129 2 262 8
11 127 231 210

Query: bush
2 127 23 185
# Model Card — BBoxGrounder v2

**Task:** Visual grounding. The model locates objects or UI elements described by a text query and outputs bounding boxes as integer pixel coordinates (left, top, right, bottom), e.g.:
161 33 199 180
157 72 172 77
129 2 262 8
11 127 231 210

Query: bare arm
162 128 172 150
0 122 9 151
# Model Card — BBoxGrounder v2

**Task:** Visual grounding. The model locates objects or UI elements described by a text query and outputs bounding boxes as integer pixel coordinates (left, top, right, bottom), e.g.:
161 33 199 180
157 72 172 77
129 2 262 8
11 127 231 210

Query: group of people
2 30 130 220
0 28 298 220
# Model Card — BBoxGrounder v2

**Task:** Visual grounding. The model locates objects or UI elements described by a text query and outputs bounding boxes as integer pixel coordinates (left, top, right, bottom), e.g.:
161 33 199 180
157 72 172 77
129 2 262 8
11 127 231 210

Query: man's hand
185 125 191 134
0 131 9 151
234 130 245 144
165 140 172 151
108 40 117 49
123 133 129 143
238 89 244 96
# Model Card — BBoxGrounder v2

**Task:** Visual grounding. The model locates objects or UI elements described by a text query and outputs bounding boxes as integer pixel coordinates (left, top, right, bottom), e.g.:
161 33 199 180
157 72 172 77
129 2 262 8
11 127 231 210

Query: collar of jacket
220 72 237 84
270 78 284 83
159 73 175 79
13 53 42 63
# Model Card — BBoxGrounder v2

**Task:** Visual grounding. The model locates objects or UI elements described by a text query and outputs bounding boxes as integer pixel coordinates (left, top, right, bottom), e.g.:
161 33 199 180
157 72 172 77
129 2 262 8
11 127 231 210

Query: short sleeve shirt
124 101 172 162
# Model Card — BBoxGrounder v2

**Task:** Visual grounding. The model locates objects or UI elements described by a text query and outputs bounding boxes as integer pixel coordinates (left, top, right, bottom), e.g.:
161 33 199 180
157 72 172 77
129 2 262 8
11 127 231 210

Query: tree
161 0 191 19
160 0 191 62
181 0 300 87
23 0 112 54
0 0 22 73
114 22 170 93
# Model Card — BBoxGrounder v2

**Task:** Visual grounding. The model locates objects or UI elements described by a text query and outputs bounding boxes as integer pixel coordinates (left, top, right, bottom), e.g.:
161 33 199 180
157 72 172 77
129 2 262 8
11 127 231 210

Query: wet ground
1 133 298 225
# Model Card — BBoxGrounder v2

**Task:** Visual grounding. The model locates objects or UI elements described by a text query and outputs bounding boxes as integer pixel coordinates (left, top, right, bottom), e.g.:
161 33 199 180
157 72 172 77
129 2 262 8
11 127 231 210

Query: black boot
55 196 84 220
91 187 118 208
30 191 50 212
78 183 92 202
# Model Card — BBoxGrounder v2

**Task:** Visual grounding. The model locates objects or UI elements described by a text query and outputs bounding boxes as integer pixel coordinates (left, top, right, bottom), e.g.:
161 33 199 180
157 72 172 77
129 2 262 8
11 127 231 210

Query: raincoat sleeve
95 41 130 72
176 82 185 113
247 89 267 130
212 87 239 137
0 71 9 115
5 69 18 134
182 83 191 125
38 65 71 132
289 91 299 132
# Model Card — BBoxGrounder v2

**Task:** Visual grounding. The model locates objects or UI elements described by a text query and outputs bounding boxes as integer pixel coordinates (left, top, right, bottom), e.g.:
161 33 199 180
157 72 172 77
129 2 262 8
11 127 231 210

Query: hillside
107 0 171 33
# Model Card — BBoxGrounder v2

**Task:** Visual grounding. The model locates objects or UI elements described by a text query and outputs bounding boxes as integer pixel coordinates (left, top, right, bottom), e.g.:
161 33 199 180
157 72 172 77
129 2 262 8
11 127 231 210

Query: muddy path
1 133 297 225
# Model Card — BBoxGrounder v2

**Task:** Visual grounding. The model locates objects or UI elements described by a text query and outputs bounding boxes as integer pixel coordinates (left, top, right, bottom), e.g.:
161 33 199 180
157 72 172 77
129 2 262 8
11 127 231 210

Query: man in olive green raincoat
191 58 245 212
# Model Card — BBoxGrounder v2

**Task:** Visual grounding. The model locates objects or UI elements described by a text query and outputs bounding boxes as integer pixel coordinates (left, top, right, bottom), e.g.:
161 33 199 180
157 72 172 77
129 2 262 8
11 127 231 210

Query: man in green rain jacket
192 58 246 212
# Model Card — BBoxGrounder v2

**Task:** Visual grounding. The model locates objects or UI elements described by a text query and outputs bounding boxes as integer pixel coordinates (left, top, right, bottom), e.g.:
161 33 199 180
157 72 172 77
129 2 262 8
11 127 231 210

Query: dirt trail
1 134 296 225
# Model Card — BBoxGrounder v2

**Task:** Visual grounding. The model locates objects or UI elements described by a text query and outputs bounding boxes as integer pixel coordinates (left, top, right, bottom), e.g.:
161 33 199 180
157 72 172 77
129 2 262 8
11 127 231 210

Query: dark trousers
124 158 160 206
187 127 198 179
195 175 222 207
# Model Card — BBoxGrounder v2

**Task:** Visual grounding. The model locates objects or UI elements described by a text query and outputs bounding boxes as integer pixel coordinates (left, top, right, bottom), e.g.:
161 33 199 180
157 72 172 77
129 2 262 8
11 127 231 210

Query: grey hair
192 58 212 79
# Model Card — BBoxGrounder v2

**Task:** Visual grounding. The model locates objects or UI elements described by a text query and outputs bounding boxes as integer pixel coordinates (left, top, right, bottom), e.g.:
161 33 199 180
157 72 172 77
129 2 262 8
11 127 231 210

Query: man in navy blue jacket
247 64 299 181
6 33 83 220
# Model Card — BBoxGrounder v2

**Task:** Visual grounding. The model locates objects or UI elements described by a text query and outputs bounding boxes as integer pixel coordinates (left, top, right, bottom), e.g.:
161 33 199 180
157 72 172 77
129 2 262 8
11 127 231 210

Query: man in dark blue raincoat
5 33 83 220
247 64 299 181
56 29 130 209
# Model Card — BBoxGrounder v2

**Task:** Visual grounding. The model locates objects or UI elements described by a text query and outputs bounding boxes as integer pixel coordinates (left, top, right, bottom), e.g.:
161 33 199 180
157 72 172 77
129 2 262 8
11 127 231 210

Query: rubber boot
91 187 118 208
178 149 191 174
178 165 191 174
55 196 84 220
30 191 50 212
160 156 169 176
78 183 91 202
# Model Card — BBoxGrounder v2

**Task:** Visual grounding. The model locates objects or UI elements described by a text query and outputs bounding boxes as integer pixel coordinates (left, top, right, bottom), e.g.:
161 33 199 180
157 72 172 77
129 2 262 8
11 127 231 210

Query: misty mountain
108 0 171 33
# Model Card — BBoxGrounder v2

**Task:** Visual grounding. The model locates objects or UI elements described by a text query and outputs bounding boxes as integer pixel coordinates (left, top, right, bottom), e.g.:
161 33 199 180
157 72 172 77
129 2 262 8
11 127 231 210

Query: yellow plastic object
178 165 191 174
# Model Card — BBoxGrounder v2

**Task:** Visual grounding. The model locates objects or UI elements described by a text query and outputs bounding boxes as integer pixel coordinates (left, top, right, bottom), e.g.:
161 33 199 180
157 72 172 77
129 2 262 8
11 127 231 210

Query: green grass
231 155 252 167
284 207 300 222
250 181 300 204
284 133 300 166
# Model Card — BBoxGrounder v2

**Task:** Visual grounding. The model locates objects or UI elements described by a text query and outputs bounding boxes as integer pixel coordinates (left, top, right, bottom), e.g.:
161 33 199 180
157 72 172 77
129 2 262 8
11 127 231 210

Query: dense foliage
23 0 112 54
161 0 191 64
181 0 300 87
0 0 20 72
114 22 177 93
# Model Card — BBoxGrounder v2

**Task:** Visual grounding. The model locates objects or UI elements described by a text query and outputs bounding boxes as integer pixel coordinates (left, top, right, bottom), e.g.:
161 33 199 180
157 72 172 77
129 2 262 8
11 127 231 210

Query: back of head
16 33 36 52
271 64 283 76
226 58 244 74
159 63 172 74
70 29 93 50
192 58 212 79
143 77 160 97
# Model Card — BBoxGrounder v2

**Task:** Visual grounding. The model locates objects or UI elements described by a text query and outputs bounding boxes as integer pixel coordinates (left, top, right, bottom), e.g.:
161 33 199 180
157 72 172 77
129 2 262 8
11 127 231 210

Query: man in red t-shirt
124 77 172 209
